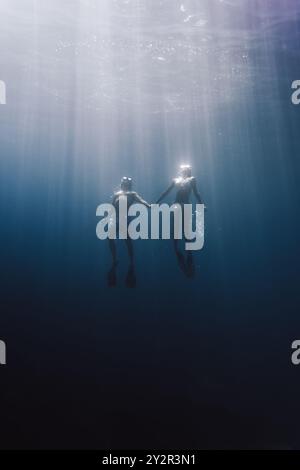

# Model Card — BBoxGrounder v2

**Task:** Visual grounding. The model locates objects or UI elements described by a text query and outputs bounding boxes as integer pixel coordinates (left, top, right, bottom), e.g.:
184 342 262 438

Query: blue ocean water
0 0 300 449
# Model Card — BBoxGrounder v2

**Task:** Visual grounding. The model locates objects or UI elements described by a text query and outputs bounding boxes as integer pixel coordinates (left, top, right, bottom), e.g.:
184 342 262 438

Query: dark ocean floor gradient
1 250 300 449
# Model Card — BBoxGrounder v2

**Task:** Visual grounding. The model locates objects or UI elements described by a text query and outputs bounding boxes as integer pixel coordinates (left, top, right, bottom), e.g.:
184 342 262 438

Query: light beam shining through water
0 0 299 289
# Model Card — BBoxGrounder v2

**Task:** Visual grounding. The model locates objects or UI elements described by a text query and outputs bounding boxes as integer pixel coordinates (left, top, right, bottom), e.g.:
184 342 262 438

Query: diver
108 176 150 288
156 164 205 278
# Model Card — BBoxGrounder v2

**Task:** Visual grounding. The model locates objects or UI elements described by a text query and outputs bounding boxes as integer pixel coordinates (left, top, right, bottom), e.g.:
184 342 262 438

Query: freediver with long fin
108 176 151 288
156 164 205 278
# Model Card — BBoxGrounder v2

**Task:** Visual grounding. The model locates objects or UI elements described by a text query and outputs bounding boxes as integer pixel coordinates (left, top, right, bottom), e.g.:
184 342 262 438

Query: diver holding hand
156 164 205 278
108 176 150 288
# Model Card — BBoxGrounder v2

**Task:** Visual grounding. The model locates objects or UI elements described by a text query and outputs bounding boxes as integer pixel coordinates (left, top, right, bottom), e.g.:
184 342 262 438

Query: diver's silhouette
108 176 150 288
156 164 204 278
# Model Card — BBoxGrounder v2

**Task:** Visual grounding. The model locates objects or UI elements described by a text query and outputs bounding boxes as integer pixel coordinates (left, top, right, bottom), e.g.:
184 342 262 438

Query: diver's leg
125 239 136 288
186 250 195 278
184 208 196 278
173 206 187 275
107 239 118 287
174 238 186 274
109 239 117 265
125 238 134 265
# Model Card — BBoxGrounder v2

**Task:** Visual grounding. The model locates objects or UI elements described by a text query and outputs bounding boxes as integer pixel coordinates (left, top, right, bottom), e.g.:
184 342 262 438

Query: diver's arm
156 181 175 204
111 193 118 208
134 193 151 209
191 177 203 204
